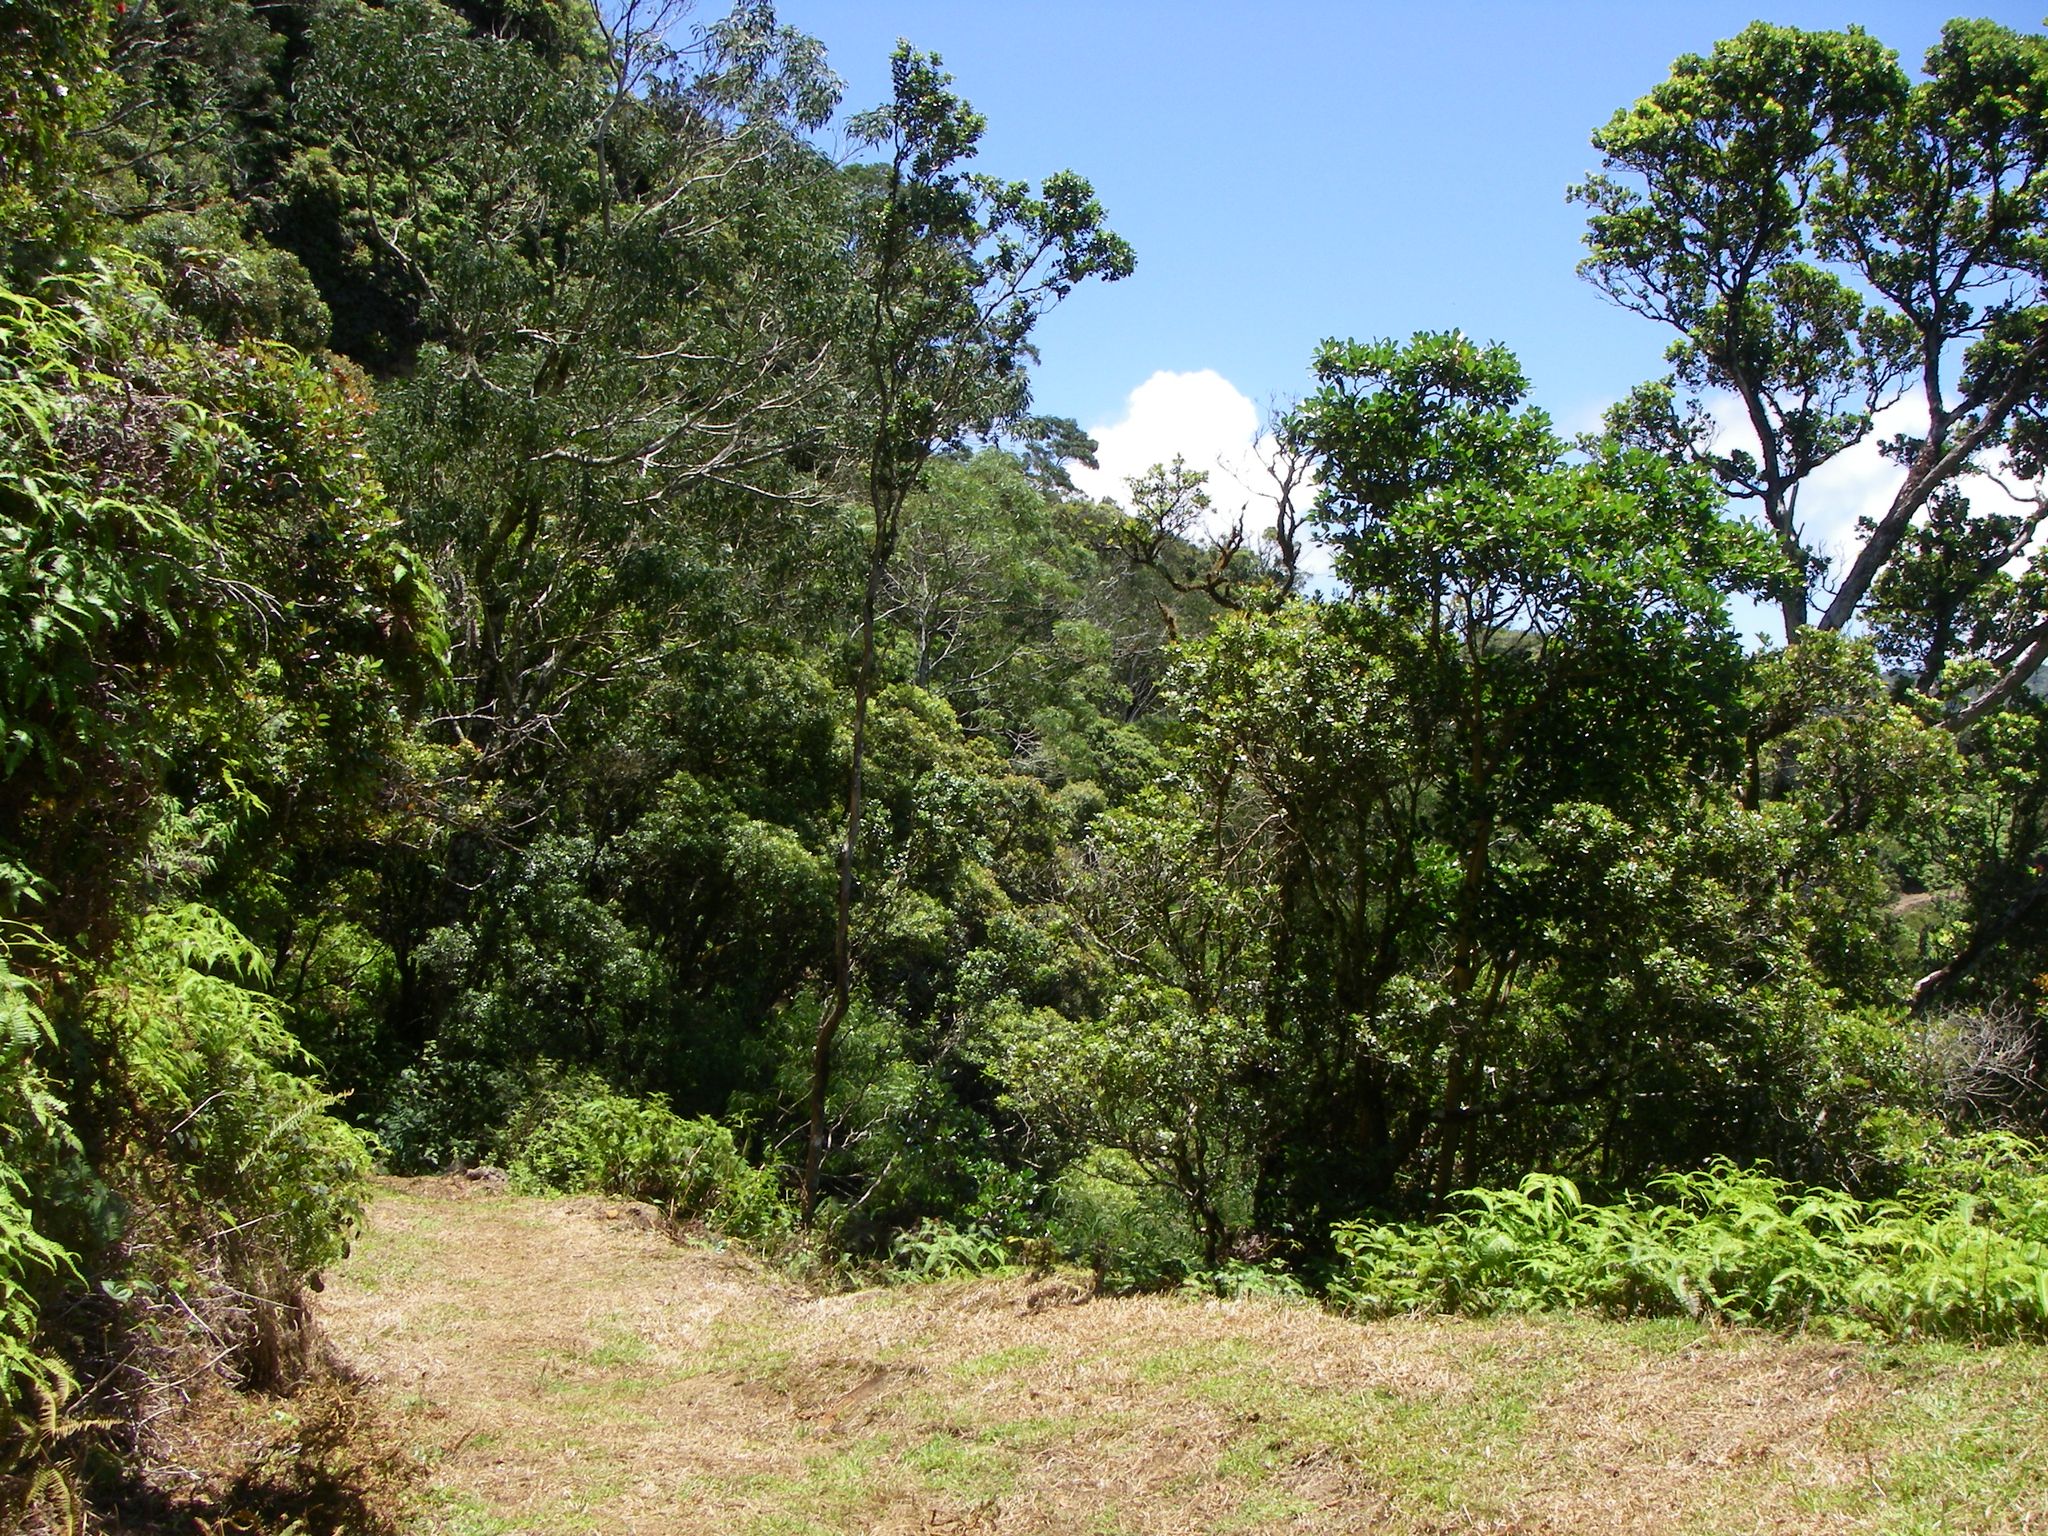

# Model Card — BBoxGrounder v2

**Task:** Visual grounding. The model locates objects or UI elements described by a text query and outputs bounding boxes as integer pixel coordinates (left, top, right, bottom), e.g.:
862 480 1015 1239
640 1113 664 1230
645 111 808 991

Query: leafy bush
1331 1153 2048 1341
0 940 72 1406
508 1087 787 1238
373 1043 529 1175
1047 1147 1204 1290
759 992 1002 1249
95 905 373 1280
889 1220 1010 1280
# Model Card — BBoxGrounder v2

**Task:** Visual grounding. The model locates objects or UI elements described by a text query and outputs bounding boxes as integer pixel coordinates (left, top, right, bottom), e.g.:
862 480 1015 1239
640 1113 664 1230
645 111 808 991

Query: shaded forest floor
315 1178 2048 1535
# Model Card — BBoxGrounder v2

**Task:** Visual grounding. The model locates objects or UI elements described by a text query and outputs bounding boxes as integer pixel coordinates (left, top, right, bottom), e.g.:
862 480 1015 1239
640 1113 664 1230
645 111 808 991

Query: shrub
1330 1152 2048 1342
373 1045 529 1175
508 1087 788 1238
95 905 373 1281
1047 1147 1204 1290
889 1220 1009 1280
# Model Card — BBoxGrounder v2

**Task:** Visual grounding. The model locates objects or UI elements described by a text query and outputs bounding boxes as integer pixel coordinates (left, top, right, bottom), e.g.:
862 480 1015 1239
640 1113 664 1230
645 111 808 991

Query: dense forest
2 2 2045 1526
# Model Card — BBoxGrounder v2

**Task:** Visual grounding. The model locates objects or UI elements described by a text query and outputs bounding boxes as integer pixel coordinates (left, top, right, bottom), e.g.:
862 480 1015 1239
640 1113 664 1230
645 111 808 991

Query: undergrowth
1330 1140 2048 1341
507 1084 789 1240
480 1085 2048 1348
889 1219 1012 1279
0 903 398 1530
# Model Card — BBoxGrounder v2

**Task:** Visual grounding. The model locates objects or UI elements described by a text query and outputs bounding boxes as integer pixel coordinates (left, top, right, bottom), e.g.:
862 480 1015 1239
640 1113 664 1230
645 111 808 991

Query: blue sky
778 4 2033 420
776 2 2043 616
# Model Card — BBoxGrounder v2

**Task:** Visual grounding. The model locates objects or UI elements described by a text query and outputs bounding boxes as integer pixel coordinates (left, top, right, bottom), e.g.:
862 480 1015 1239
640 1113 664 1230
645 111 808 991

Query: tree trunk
800 529 891 1222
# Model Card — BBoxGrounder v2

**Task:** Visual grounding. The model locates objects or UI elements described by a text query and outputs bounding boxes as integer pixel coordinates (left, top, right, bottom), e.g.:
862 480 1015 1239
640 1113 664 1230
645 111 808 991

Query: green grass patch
423 1488 523 1536
1815 1346 2048 1533
582 1318 652 1369
1132 1336 1260 1385
904 1430 1018 1500
948 1343 1052 1381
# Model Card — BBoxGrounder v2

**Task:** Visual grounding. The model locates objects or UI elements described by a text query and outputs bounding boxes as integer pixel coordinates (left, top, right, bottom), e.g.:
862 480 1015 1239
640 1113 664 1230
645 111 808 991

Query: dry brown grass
316 1178 2048 1536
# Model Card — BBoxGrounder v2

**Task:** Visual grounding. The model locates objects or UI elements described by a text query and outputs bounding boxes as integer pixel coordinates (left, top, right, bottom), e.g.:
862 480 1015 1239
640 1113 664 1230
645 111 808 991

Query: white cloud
1784 397 1923 575
1069 369 1330 578
1069 374 2042 629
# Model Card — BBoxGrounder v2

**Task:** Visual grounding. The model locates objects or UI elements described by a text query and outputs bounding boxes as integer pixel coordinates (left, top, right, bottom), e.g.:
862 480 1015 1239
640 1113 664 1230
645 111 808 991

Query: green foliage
766 988 1002 1248
0 52 441 1502
1302 331 1783 635
92 904 373 1279
0 238 414 1427
373 1044 531 1176
130 208 331 351
0 271 205 838
1186 1260 1310 1303
983 988 1262 1264
301 0 847 775
0 259 438 947
0 937 73 1407
509 1085 788 1239
1113 335 1806 1229
804 35 1132 1217
0 899 376 1450
846 42 1133 487
0 1376 115 1536
1045 1151 1202 1289
1332 1151 2048 1342
1576 17 2048 674
889 1219 1009 1280
0 1169 66 1407
0 0 110 261
975 789 1273 1265
3 0 2041 1461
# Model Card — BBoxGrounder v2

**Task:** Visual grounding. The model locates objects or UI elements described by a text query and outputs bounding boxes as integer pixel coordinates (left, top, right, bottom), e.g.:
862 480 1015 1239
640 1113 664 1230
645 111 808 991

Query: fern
509 1084 789 1239
90 903 371 1279
0 930 77 1410
890 1219 1010 1280
1331 1149 2048 1342
1 1379 116 1536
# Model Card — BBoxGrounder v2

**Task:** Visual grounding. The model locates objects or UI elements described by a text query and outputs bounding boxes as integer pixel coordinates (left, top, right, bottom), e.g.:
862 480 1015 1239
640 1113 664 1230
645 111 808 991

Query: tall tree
801 42 1131 1217
1576 19 2048 710
295 0 846 781
1184 333 1786 1219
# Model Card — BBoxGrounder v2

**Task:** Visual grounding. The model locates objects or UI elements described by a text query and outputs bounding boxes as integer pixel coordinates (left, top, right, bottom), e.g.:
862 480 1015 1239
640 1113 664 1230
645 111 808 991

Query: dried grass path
316 1177 2048 1535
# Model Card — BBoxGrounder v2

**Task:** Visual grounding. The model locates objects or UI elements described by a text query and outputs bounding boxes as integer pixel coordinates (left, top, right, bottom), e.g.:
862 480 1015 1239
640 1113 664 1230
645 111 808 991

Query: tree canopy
2 7 2046 1524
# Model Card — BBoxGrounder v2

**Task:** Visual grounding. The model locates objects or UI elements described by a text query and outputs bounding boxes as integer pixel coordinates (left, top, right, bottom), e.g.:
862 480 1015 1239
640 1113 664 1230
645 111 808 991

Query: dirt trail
316 1178 2046 1535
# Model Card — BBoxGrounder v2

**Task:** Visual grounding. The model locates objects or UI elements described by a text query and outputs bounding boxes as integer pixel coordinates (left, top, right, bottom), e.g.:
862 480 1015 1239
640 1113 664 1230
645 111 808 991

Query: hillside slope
317 1179 2047 1535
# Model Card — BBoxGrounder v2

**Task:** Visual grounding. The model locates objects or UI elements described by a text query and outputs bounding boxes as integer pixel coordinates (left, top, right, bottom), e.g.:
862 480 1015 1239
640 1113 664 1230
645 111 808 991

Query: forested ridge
2 3 2046 1529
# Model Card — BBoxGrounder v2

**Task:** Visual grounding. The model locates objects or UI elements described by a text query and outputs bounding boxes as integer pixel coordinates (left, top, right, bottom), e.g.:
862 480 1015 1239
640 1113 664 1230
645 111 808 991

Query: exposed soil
315 1178 2048 1535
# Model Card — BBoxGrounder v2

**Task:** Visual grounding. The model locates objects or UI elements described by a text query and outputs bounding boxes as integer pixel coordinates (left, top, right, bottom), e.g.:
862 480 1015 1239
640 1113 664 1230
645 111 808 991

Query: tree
1161 333 1789 1222
1113 458 1258 612
1576 19 2048 711
801 42 1131 1218
1111 407 1317 615
0 0 109 265
1048 790 1272 1266
876 449 1101 739
294 0 848 781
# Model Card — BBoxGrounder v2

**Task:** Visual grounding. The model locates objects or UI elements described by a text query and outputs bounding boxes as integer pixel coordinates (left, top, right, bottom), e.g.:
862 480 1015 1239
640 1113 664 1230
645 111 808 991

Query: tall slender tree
801 42 1131 1218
